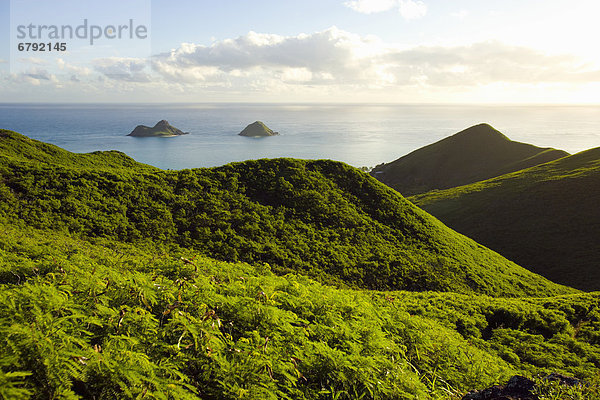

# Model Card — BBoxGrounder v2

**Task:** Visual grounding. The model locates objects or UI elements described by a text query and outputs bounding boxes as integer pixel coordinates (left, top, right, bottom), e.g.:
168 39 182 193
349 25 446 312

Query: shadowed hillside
411 148 600 291
0 129 572 297
371 124 569 196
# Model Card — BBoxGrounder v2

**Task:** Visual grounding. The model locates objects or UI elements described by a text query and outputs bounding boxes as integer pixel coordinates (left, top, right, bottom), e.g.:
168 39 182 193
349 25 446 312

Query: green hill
1 222 599 399
371 124 569 196
411 148 600 291
1 130 599 399
0 129 572 297
0 129 158 173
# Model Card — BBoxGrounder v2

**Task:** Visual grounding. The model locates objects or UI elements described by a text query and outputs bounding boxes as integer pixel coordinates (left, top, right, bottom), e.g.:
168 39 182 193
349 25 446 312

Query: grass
1 129 598 399
0 222 599 399
0 129 573 297
410 147 600 291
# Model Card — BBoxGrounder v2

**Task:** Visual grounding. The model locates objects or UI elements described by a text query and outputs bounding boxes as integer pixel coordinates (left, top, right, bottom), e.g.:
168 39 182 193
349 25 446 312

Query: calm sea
0 103 599 170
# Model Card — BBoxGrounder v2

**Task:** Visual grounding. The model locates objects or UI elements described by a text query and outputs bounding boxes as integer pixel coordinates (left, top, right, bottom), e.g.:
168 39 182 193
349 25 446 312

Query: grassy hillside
0 130 157 173
411 148 600 291
371 124 568 196
1 222 599 399
0 130 572 297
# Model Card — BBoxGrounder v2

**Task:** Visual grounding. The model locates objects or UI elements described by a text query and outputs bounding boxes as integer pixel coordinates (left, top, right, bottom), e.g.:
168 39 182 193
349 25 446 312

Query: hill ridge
371 123 569 196
0 129 573 297
0 129 157 172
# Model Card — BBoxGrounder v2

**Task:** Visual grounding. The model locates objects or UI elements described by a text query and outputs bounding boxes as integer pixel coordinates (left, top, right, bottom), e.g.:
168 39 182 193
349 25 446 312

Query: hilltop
371 124 568 195
0 129 157 172
128 120 189 137
411 148 600 291
0 130 571 297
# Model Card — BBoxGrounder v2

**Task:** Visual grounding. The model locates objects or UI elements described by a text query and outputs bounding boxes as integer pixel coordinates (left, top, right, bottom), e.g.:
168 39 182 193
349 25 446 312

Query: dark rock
462 373 586 400
462 376 536 400
128 120 189 137
543 372 581 387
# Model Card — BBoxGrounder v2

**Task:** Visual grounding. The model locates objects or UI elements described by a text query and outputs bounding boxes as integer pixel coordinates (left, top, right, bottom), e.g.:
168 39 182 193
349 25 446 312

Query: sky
1 0 600 103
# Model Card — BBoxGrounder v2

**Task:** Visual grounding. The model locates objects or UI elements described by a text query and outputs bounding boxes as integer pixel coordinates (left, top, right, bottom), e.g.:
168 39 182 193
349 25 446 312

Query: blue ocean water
0 103 599 170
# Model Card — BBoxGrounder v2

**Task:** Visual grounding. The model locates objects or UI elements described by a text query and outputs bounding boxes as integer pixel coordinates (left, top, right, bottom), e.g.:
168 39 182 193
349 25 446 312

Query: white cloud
93 57 152 82
152 28 383 87
17 57 48 66
153 30 600 91
4 27 600 103
382 41 599 86
10 68 58 86
398 0 427 20
451 9 469 19
344 0 397 14
345 0 427 20
57 59 92 76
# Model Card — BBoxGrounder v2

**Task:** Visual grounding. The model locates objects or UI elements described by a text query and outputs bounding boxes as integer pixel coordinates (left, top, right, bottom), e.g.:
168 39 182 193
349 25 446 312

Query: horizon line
1 101 599 107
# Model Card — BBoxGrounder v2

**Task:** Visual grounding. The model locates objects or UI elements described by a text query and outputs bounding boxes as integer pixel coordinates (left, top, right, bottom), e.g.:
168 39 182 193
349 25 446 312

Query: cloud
152 28 382 87
398 0 427 20
153 29 600 92
57 59 92 76
17 57 48 66
451 9 469 19
4 27 600 103
345 0 427 19
26 70 51 81
92 57 152 82
10 68 58 85
344 0 397 14
381 41 598 86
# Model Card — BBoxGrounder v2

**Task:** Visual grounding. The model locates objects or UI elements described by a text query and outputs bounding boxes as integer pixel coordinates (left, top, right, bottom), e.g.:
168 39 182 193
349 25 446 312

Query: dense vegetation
0 130 570 297
1 222 600 399
371 123 568 196
411 147 600 291
1 130 598 399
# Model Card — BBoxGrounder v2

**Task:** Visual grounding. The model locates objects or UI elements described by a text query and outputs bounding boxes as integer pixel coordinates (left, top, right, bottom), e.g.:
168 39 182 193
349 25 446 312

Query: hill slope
1 222 599 399
371 124 569 196
0 129 158 172
411 148 600 291
0 129 572 297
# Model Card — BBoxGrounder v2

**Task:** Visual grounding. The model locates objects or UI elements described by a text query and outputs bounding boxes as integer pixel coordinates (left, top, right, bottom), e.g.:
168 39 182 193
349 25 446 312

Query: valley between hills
1 127 599 399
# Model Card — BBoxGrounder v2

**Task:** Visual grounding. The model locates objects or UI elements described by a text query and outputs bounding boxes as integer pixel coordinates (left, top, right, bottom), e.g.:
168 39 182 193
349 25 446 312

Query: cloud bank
3 27 600 102
149 28 599 88
345 0 427 20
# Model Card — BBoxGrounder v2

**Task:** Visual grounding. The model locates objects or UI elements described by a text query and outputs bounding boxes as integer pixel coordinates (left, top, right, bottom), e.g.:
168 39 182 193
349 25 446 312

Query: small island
238 121 279 137
128 120 189 137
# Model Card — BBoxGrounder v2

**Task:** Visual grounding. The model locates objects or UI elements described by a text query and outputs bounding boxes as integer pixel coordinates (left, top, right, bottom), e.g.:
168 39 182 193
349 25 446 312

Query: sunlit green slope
0 223 599 399
0 130 572 297
0 129 158 172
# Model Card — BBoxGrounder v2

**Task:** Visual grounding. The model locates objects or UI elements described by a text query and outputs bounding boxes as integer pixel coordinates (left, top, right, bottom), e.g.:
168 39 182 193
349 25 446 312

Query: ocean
1 103 599 170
